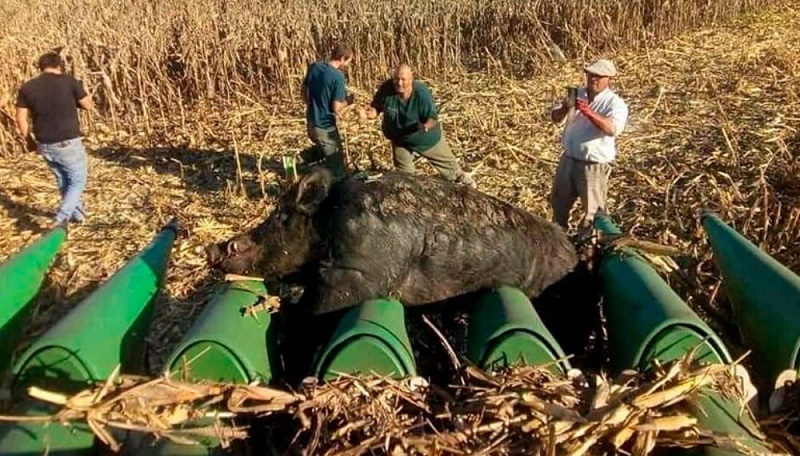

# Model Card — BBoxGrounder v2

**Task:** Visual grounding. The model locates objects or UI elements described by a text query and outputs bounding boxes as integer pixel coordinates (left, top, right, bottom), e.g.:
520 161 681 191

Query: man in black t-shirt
15 52 94 227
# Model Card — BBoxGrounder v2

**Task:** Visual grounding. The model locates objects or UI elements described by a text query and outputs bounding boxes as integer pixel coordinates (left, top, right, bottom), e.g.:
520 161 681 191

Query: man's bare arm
577 100 616 136
301 80 309 105
77 95 94 111
15 107 30 138
332 99 347 118
583 112 617 136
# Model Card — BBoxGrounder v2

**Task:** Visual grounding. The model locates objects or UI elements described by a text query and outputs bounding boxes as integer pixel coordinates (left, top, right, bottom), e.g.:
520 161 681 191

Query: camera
566 87 578 108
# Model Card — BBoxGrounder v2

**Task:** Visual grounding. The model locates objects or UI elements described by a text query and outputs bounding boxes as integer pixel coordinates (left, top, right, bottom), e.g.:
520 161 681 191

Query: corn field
0 0 779 153
0 2 798 452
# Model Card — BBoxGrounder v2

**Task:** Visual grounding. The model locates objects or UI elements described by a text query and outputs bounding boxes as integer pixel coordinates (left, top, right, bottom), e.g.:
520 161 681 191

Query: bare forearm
363 106 378 120
332 100 347 118
15 109 29 137
78 95 94 111
17 121 29 138
583 112 617 136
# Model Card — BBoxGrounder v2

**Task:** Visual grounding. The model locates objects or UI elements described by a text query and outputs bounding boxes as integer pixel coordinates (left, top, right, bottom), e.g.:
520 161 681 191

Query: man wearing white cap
549 58 629 234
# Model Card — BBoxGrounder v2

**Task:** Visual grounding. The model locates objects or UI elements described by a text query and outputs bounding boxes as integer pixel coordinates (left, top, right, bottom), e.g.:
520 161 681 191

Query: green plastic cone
314 298 416 380
0 219 179 455
595 212 770 456
0 226 67 376
702 210 800 391
466 286 571 376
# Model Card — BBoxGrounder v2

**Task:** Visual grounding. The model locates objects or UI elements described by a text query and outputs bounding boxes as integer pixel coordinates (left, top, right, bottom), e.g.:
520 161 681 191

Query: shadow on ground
91 146 289 199
0 190 52 234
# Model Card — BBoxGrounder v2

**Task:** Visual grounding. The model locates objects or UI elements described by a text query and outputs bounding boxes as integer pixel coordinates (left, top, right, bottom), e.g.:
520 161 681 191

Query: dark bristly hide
206 166 579 316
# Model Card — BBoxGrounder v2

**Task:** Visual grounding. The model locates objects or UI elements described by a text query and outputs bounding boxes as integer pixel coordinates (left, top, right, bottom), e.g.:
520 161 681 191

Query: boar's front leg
280 265 397 384
308 265 387 315
279 286 346 385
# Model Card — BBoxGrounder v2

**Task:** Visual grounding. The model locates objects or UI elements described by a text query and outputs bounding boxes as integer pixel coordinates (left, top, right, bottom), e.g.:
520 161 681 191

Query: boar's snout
203 235 263 276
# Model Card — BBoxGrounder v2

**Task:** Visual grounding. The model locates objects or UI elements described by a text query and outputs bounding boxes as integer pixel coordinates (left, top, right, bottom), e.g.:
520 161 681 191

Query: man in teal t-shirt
360 64 474 188
300 43 354 178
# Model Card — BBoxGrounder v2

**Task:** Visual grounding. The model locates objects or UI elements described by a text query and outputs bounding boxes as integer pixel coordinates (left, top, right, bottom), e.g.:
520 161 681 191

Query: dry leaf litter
0 350 790 455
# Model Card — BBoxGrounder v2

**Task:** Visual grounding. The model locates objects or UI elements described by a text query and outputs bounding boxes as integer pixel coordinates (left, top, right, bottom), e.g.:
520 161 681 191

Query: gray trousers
550 154 611 231
302 124 346 177
393 135 462 181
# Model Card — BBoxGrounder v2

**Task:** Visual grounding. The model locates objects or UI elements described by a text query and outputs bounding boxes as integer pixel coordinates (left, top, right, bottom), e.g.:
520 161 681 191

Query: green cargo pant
392 135 463 182
550 154 612 233
301 124 347 178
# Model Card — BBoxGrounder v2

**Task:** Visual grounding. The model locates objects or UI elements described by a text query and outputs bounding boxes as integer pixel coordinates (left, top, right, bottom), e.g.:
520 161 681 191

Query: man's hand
77 95 94 112
564 88 577 109
576 100 617 136
576 99 592 116
359 106 378 122
417 118 436 133
16 127 36 152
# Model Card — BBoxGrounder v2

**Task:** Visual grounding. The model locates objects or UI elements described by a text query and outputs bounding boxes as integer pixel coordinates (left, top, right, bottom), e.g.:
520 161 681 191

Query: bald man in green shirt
360 64 475 188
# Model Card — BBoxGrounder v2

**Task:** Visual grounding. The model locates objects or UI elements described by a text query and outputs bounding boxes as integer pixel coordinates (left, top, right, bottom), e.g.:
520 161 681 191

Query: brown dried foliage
0 352 787 455
761 378 800 455
0 0 780 144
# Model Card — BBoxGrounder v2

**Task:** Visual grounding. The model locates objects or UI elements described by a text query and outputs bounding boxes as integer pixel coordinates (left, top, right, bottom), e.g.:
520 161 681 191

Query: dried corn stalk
0 352 789 455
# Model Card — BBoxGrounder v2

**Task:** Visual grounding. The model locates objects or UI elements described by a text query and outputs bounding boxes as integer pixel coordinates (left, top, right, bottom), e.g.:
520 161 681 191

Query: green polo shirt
303 61 347 130
370 79 441 153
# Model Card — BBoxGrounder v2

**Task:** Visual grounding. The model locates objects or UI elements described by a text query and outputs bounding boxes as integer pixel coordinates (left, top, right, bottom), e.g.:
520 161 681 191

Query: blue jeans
38 138 88 224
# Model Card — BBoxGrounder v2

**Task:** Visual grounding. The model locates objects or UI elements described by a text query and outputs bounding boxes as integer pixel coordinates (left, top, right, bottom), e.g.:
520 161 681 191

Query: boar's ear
294 167 335 215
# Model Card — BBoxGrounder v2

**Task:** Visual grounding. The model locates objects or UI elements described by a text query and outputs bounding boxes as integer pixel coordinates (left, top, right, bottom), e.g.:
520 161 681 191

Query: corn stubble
0 351 787 455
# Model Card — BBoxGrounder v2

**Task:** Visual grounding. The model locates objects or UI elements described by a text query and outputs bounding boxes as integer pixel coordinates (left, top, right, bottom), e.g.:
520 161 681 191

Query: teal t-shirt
303 61 346 129
370 79 441 152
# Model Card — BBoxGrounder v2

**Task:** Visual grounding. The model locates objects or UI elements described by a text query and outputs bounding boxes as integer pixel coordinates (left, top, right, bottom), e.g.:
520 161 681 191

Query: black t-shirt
15 73 88 144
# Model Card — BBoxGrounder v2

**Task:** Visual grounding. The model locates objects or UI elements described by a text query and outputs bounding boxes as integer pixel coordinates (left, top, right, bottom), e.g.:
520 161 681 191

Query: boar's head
205 166 336 279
